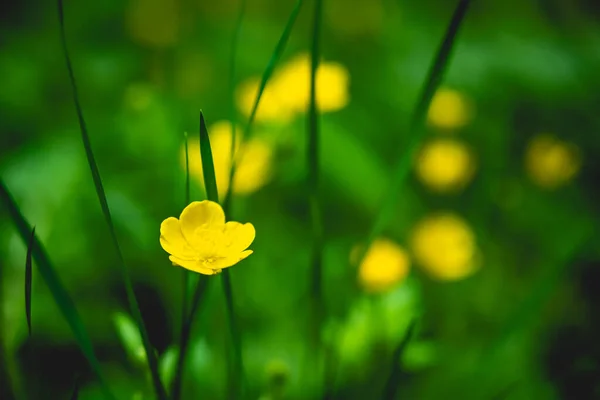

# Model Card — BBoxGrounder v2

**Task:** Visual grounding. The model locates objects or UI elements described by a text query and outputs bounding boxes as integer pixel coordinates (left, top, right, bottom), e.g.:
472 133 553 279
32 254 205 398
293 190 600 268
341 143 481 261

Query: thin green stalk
381 319 418 400
0 180 115 400
170 276 209 400
181 133 191 327
354 0 471 269
171 132 195 400
307 0 325 358
226 0 247 212
222 270 243 400
57 1 168 398
223 2 248 398
222 0 305 212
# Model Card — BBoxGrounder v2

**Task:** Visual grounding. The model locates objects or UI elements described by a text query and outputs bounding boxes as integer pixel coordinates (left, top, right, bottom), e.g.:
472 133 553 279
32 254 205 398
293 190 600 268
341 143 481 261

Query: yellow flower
410 213 477 281
159 200 255 275
274 53 350 113
415 138 475 193
235 78 295 123
525 134 581 189
236 53 350 122
427 88 472 130
352 238 410 293
183 121 273 198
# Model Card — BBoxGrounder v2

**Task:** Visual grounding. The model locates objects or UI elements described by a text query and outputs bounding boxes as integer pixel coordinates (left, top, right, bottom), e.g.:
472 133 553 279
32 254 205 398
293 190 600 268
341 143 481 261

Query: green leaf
57 1 168 398
25 226 35 337
357 0 472 266
113 312 146 366
0 180 115 400
243 0 304 137
199 111 219 203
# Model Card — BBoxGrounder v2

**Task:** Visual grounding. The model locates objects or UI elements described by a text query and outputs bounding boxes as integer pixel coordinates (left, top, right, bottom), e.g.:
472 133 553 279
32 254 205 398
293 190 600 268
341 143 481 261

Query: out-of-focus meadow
1 0 600 399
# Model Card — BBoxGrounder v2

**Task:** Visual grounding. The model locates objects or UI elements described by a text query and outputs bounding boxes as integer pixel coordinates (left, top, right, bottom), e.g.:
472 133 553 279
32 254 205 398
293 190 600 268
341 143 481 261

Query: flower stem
222 270 244 399
171 276 209 400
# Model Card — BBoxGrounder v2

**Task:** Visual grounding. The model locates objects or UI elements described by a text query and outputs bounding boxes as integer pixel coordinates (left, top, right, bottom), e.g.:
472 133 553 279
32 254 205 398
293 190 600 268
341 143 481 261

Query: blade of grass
57 1 168 398
0 180 115 400
199 112 219 202
354 0 471 268
200 111 244 399
222 0 305 212
307 0 325 384
25 226 35 337
226 0 247 213
382 318 418 400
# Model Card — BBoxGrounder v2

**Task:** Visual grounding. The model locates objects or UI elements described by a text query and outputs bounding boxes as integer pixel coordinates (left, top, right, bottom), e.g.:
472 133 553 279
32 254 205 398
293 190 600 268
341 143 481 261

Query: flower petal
179 201 225 243
169 255 217 275
211 250 253 270
223 222 256 253
160 217 196 259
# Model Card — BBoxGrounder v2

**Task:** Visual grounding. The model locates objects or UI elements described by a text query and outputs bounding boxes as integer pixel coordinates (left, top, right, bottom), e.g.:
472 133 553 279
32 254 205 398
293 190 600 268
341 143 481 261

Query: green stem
171 276 209 400
222 270 244 400
307 0 325 383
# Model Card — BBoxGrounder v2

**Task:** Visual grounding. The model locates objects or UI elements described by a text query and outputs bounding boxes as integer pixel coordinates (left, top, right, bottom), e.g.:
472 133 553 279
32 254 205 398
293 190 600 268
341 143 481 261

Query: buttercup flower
415 138 476 193
236 53 350 123
352 238 410 293
183 120 273 198
410 213 477 281
160 201 255 275
525 134 581 189
427 88 472 130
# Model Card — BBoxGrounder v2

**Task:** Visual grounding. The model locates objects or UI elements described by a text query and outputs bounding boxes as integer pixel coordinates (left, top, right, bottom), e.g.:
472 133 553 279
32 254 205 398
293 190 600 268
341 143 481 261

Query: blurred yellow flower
427 88 472 130
415 138 475 193
126 0 179 48
352 238 410 293
184 121 273 198
236 53 350 122
235 78 295 123
525 134 581 189
160 200 255 275
410 213 477 280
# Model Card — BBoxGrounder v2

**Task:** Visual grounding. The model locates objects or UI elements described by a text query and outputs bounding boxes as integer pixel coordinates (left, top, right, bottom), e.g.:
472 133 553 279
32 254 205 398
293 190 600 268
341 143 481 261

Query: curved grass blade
25 226 35 337
382 318 418 400
0 180 115 400
57 1 168 398
226 0 247 209
355 0 471 268
222 0 305 211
